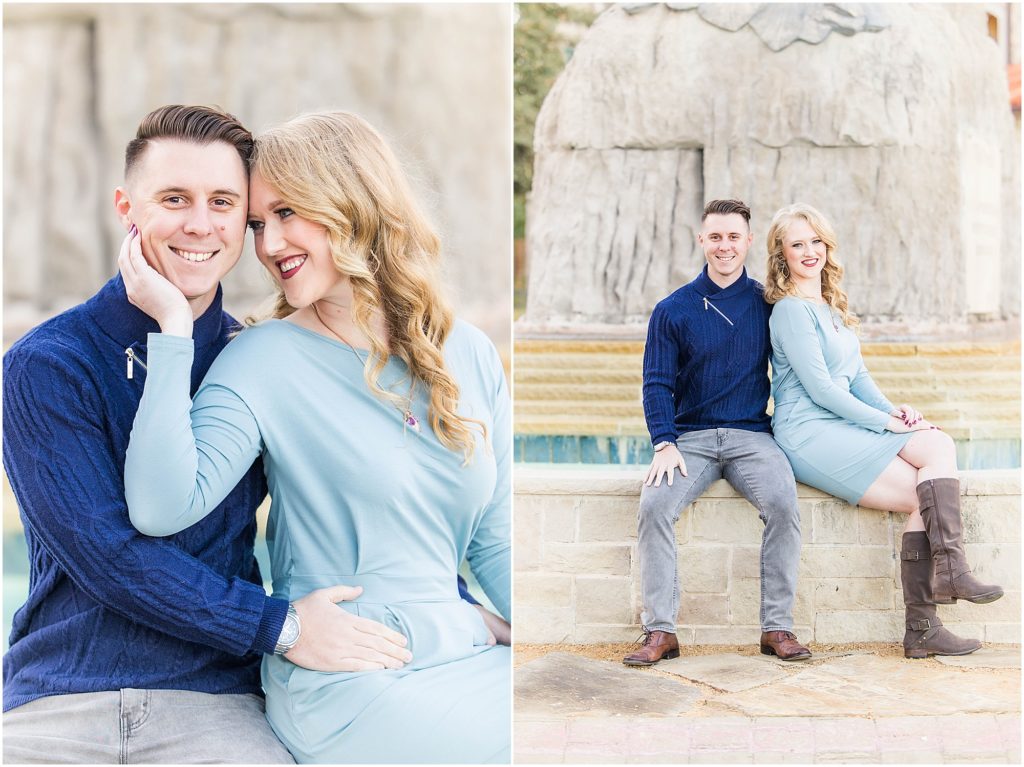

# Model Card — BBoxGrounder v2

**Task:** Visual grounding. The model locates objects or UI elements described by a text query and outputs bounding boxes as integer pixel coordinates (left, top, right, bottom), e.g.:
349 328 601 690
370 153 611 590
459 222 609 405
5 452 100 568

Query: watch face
280 614 300 646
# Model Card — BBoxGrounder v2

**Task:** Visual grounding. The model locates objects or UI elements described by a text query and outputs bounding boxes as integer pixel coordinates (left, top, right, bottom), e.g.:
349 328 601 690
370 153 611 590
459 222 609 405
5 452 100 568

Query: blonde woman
120 112 510 763
764 203 1001 660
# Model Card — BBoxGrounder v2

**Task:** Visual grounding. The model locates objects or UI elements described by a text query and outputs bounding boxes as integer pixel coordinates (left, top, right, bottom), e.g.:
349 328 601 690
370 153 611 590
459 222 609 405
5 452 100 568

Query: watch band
653 441 675 452
273 603 301 656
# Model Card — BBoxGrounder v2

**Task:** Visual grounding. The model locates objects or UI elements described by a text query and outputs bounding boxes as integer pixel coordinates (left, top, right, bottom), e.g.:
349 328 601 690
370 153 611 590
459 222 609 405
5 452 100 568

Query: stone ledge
514 468 1021 643
515 467 1021 498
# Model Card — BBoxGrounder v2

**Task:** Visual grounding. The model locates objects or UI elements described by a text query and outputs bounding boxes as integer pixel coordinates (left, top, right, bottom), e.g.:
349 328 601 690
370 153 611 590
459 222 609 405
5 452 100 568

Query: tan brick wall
514 468 1021 644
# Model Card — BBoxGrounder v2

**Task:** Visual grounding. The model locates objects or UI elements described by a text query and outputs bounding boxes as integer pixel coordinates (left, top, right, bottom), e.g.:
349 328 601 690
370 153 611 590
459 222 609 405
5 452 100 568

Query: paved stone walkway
515 647 1021 763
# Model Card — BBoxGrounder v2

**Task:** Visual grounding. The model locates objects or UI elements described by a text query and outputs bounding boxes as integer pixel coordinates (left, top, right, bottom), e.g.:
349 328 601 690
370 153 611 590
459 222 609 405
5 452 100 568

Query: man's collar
695 264 749 298
87 273 227 349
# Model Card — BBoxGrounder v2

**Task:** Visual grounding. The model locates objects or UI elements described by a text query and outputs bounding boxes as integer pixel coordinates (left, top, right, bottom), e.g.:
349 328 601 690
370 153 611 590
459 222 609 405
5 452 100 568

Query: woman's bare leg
897 429 959 482
858 429 959 533
858 455 922 532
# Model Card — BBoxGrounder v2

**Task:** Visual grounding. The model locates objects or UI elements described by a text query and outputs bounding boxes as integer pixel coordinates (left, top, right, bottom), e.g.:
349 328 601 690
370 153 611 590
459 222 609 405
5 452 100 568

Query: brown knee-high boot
917 478 1003 605
901 531 982 659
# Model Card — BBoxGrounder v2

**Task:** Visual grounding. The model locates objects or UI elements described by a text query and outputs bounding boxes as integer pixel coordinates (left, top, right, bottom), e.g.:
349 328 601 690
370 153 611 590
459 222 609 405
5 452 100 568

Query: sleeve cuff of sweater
253 596 289 655
457 574 480 606
651 432 677 447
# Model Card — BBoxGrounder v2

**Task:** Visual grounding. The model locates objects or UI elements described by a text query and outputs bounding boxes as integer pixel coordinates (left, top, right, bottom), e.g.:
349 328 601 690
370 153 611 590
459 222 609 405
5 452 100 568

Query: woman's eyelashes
790 239 822 251
247 208 294 234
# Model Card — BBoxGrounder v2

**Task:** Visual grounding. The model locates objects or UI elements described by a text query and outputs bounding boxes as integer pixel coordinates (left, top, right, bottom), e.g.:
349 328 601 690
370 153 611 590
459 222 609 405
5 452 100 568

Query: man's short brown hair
124 105 253 179
702 199 751 225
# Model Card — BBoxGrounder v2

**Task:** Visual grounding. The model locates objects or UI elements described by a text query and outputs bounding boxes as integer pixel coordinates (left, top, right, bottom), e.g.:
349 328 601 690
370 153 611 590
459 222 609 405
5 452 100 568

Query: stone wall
522 4 1020 335
3 4 511 346
515 467 1020 645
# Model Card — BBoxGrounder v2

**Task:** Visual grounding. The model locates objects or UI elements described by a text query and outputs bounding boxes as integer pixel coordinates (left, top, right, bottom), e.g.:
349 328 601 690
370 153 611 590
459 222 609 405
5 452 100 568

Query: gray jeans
637 428 801 633
3 689 295 764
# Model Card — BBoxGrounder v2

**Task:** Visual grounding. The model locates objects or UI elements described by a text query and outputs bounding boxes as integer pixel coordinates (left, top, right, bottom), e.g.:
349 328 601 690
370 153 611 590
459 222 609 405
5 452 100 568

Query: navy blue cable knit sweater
2 275 285 711
642 266 773 446
3 274 478 712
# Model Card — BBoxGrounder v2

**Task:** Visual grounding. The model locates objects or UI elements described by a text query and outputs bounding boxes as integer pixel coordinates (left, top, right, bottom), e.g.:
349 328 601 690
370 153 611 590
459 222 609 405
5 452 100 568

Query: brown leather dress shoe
623 630 680 666
759 630 811 661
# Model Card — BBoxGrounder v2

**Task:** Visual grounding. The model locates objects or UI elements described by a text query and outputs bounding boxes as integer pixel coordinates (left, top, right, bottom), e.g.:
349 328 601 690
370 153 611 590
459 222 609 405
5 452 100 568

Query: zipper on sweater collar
702 296 735 326
125 345 148 380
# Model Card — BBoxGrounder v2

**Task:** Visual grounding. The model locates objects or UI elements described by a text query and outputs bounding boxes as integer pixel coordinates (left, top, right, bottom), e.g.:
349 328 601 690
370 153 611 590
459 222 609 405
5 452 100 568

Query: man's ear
114 187 133 230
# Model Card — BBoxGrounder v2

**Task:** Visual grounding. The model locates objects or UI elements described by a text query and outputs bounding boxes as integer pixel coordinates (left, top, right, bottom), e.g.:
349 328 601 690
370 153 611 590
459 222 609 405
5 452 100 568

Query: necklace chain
795 291 839 333
310 303 421 433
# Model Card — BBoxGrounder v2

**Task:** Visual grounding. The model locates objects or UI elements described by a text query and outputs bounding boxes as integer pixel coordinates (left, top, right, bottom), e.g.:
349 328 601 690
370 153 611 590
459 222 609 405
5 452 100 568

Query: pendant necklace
311 303 420 433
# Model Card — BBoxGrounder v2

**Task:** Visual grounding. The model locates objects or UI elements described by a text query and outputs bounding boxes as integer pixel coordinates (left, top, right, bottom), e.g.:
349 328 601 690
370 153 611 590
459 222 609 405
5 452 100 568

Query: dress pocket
380 601 492 669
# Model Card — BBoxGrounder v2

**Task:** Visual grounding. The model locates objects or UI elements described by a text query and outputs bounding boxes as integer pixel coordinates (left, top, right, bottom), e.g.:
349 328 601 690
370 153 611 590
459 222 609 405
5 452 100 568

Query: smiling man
1 105 423 763
624 198 810 667
115 134 249 311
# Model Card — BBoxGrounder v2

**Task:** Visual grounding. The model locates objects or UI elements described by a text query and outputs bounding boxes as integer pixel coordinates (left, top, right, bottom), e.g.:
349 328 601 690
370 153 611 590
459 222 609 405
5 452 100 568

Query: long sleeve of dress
465 347 511 622
849 359 896 413
4 343 285 655
771 301 890 433
642 303 681 446
126 334 264 538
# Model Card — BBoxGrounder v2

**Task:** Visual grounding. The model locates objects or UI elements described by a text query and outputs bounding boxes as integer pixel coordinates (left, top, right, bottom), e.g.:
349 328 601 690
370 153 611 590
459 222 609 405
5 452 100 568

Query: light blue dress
769 297 911 505
125 319 510 764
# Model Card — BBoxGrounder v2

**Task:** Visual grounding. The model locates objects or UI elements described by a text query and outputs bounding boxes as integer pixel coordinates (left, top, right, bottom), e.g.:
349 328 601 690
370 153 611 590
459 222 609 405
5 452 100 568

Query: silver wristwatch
653 441 675 452
274 603 301 655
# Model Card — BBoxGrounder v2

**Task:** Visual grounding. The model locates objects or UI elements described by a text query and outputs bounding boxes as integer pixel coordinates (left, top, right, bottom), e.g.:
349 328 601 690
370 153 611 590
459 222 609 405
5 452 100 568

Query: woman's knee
910 428 957 462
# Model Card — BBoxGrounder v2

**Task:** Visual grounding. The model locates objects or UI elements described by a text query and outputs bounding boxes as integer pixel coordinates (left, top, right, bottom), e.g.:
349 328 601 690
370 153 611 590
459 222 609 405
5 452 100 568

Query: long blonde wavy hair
246 111 486 461
763 203 859 330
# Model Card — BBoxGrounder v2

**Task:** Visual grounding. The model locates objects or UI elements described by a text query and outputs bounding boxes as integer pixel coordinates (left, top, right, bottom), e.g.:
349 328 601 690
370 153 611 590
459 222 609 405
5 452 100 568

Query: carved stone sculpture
522 4 1019 337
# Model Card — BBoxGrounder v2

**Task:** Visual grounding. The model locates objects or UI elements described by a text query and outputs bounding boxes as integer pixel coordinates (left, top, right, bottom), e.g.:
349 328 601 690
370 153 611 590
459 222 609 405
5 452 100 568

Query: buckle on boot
908 619 933 630
901 550 928 561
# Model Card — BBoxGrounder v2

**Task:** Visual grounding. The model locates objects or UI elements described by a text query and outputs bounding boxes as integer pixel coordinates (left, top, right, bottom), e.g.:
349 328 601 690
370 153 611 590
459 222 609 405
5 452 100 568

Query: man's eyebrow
154 186 242 199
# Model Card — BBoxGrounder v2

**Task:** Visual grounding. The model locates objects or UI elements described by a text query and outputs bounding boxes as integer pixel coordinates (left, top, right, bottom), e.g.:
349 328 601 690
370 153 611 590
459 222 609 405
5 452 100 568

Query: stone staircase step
514 355 1020 375
516 368 1019 389
512 339 1020 448
513 376 1020 403
515 338 1020 356
514 369 642 384
924 356 1021 372
514 340 644 354
881 388 1020 404
515 414 649 435
512 385 1019 406
868 372 1020 388
514 384 642 401
516 401 642 417
514 353 643 371
920 404 1020 421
